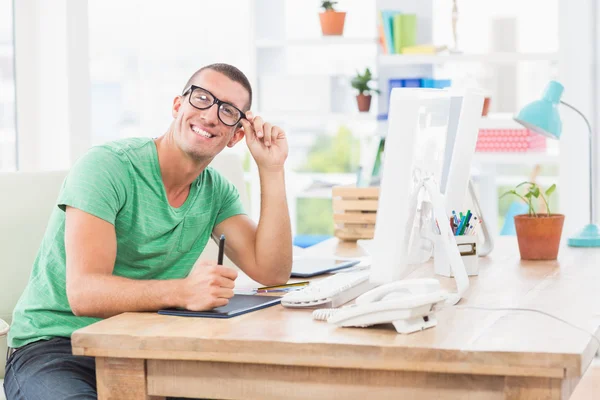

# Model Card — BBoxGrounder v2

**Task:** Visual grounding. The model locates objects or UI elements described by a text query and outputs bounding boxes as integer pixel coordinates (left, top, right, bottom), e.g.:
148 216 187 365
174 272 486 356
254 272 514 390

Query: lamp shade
514 81 563 139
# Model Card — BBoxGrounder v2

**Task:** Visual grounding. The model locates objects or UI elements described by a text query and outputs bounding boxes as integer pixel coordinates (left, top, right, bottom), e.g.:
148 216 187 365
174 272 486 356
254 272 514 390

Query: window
88 0 252 146
0 0 16 171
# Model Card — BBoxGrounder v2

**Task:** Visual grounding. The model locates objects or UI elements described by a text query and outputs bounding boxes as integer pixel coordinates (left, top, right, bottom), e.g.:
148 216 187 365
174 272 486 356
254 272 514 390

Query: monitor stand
393 176 471 305
468 179 495 256
421 177 470 304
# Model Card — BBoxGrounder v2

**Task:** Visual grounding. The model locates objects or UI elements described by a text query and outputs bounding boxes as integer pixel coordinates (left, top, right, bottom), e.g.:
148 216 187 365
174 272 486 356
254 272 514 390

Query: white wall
558 0 597 236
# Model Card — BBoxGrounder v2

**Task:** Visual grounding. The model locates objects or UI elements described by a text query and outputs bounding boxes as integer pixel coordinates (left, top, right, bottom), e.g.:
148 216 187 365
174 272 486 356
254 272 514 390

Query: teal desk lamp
514 80 600 247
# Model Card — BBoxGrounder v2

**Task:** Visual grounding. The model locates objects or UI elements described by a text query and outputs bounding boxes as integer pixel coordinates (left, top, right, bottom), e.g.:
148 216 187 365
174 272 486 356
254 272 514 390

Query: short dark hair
183 63 252 111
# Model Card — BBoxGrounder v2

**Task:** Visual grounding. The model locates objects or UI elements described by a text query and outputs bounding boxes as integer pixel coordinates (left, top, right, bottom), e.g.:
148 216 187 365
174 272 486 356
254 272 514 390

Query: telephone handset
317 279 449 334
355 278 442 305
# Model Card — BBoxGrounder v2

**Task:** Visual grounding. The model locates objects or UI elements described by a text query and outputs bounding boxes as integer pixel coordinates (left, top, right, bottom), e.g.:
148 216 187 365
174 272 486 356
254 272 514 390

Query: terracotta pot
514 214 565 260
319 11 346 36
356 94 372 112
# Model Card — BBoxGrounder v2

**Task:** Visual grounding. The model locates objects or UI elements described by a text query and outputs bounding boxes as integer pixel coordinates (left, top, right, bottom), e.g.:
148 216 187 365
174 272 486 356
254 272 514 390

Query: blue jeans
3 337 202 399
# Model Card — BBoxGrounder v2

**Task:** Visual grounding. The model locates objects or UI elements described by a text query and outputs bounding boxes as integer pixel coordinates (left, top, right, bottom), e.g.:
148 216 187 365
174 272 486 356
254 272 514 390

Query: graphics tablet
158 294 281 319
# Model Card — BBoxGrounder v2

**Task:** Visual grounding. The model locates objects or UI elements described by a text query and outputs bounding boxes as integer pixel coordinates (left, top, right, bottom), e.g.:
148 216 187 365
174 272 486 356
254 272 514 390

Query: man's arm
65 206 237 319
211 112 293 286
212 166 292 287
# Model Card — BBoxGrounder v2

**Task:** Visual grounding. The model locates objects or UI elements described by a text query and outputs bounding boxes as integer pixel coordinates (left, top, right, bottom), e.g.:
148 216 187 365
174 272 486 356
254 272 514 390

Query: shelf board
378 52 559 66
258 111 378 127
256 37 378 49
479 113 523 130
473 150 559 165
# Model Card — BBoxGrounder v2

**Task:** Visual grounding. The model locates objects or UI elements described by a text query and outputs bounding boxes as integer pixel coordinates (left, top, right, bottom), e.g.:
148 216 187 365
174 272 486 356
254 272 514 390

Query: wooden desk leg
96 357 165 400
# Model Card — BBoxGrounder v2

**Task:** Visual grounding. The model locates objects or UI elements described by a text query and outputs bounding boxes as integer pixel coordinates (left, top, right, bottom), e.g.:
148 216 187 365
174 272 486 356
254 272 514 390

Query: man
4 63 292 399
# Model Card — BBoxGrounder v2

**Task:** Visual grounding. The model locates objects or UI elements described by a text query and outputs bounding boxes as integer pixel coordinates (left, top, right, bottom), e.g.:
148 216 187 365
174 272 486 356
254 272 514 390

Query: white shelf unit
473 151 559 166
250 0 559 235
256 37 378 48
258 111 378 135
378 52 559 66
250 0 380 231
375 0 560 235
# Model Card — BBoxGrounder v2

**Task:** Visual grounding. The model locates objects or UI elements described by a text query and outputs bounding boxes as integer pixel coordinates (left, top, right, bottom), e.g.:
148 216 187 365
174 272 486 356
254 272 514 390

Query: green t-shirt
8 137 245 348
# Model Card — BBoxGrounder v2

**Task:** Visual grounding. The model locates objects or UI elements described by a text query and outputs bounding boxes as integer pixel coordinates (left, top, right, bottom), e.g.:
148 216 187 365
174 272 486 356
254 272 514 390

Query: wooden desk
72 237 600 400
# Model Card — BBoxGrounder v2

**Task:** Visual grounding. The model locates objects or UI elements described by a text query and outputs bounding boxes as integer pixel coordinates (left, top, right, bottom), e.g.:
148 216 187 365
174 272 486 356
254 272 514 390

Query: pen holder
434 234 479 277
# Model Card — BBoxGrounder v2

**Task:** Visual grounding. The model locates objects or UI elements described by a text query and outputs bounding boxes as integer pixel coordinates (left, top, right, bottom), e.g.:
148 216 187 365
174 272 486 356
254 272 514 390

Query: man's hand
180 261 238 311
240 111 289 170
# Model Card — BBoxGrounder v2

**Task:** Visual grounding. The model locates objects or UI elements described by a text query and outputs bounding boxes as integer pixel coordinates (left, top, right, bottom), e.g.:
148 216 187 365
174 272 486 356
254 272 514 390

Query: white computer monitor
370 88 483 298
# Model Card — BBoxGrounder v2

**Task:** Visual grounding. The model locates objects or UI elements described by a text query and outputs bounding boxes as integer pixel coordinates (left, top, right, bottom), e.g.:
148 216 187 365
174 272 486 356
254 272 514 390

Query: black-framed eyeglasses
182 85 247 127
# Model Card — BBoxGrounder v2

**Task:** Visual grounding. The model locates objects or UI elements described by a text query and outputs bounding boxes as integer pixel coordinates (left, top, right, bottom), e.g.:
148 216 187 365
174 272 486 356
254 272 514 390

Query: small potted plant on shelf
351 68 379 112
501 181 564 260
319 1 346 36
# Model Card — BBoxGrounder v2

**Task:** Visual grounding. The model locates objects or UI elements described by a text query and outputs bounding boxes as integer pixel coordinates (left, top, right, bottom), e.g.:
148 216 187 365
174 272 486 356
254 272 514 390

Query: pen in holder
434 234 479 277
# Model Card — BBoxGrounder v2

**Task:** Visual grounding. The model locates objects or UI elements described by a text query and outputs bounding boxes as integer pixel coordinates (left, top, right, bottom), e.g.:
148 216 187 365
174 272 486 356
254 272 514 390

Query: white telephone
313 279 448 334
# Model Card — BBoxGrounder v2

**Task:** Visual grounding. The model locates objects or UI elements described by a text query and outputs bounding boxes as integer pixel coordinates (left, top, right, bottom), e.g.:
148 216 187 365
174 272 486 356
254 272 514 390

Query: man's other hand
180 261 238 310
240 111 289 170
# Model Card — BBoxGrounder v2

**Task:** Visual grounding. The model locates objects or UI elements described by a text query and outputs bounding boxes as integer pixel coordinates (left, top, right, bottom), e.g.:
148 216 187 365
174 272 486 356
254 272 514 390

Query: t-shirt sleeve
214 171 246 226
57 146 130 225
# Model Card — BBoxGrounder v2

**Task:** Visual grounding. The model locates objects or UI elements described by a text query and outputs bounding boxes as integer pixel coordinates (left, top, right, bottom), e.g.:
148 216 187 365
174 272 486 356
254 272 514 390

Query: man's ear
227 125 245 148
172 96 182 118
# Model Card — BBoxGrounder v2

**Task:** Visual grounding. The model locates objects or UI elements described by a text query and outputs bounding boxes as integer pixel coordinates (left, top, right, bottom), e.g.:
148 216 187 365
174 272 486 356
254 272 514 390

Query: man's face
171 69 249 161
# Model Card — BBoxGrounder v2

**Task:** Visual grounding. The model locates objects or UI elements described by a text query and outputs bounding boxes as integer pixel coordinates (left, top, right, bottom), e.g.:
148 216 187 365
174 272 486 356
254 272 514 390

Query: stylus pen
217 234 225 265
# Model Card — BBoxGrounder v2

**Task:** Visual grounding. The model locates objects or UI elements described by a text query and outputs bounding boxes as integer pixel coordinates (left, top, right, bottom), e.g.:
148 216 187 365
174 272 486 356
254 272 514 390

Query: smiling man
4 63 292 400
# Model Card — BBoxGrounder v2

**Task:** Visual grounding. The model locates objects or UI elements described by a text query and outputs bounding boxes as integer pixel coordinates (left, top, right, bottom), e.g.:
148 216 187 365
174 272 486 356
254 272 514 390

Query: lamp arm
559 100 595 225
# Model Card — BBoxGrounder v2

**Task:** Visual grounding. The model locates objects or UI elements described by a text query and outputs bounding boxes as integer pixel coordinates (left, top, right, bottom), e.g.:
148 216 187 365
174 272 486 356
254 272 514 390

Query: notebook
158 294 281 319
290 258 361 278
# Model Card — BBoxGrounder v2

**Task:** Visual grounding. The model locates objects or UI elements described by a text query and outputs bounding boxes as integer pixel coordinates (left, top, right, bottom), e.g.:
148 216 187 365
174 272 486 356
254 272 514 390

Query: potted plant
501 182 564 260
351 68 379 112
319 1 346 36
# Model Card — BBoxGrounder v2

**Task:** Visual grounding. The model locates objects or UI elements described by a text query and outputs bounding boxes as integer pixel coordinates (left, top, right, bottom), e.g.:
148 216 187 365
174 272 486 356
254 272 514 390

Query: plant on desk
501 182 564 260
351 68 380 112
319 1 346 36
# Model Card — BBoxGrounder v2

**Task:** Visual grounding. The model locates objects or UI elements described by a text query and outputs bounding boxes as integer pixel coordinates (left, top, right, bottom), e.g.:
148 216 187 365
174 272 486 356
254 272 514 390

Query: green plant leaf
500 190 517 199
529 186 540 198
499 180 556 218
351 67 378 95
321 1 337 11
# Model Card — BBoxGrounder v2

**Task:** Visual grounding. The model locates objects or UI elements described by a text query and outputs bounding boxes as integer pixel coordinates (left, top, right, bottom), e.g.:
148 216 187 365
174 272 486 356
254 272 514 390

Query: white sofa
0 169 68 390
0 152 248 398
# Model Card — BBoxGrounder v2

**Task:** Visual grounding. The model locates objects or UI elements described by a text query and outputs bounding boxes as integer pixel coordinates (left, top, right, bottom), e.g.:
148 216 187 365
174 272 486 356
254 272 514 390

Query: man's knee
4 338 97 400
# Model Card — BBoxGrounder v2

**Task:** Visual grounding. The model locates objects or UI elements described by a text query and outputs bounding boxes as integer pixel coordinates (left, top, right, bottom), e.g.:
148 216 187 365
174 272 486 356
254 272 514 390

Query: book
381 10 400 54
392 14 403 54
377 11 388 54
401 45 448 54
394 14 417 53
